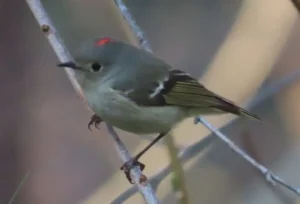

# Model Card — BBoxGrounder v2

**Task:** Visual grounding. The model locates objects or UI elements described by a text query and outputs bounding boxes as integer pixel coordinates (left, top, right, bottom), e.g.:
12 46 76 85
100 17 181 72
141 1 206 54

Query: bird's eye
91 62 102 72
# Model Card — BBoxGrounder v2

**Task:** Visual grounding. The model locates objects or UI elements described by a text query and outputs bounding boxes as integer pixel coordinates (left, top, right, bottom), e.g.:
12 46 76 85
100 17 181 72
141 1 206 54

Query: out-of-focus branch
290 0 300 13
111 69 300 203
250 70 300 107
8 172 29 204
165 134 189 204
25 1 159 203
111 0 190 202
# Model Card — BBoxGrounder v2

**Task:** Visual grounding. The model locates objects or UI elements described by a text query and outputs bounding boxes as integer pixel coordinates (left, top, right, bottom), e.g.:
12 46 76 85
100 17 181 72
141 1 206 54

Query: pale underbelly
85 88 188 134
98 105 186 134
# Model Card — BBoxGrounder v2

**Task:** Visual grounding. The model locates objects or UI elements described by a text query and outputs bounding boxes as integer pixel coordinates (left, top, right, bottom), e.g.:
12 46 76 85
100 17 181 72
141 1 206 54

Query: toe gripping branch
88 114 102 130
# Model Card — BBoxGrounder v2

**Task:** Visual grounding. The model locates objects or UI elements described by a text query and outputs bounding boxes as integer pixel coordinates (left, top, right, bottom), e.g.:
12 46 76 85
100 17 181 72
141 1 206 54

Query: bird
57 37 261 183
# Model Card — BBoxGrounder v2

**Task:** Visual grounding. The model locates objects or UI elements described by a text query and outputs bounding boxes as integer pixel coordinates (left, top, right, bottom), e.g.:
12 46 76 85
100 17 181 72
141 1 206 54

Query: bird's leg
88 114 103 130
120 132 167 183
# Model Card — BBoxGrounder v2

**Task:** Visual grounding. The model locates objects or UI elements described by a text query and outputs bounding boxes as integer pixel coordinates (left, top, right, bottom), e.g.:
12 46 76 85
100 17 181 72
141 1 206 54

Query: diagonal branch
25 0 159 203
113 0 152 52
195 117 300 196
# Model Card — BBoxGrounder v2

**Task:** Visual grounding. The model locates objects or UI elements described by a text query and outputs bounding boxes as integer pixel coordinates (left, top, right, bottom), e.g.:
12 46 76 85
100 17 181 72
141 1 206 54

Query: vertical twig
25 1 159 203
166 135 190 204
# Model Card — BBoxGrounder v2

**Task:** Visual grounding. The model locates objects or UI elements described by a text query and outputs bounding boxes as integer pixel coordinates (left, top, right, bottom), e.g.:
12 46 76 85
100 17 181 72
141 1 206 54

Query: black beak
57 62 79 69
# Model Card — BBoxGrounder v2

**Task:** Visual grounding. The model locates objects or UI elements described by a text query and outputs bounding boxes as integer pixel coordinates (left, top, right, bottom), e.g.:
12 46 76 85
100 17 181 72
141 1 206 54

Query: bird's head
57 37 130 87
57 37 119 73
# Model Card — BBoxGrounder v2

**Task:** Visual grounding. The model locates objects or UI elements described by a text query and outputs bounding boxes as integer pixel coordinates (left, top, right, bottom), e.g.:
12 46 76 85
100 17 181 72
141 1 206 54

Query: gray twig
195 117 300 196
111 70 300 202
105 125 159 204
25 0 159 203
114 0 152 52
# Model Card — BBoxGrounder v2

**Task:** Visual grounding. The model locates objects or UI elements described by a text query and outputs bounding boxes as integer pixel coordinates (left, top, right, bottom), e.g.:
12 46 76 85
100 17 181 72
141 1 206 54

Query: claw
120 159 145 184
88 114 102 131
88 120 93 131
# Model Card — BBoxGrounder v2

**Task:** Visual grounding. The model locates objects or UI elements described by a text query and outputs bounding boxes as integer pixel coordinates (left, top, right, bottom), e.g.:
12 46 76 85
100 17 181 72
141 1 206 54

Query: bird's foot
88 114 102 131
120 158 146 184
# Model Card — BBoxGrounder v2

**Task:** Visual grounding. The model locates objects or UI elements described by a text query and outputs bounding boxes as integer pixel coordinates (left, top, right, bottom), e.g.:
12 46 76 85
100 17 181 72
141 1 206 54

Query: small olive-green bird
58 37 260 182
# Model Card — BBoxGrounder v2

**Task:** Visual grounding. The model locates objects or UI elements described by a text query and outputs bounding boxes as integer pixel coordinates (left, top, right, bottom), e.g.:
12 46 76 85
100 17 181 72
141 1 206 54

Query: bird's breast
84 87 187 134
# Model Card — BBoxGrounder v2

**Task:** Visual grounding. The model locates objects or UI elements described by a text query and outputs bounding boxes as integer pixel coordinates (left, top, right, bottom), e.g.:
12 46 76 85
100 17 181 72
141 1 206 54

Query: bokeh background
1 0 300 203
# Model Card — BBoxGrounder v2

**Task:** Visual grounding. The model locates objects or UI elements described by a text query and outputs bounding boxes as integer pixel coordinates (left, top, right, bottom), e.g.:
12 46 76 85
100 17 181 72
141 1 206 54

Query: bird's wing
117 69 260 120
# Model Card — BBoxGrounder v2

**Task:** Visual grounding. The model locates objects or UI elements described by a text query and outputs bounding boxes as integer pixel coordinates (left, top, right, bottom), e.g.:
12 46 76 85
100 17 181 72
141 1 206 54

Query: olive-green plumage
58 37 260 134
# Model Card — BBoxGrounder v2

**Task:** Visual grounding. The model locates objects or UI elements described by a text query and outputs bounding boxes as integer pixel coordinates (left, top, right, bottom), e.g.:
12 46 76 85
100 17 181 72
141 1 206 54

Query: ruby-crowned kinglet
58 37 260 183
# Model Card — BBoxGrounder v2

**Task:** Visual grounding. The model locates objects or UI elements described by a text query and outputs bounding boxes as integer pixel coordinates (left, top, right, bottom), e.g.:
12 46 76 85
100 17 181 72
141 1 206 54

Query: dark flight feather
161 70 261 121
121 69 260 121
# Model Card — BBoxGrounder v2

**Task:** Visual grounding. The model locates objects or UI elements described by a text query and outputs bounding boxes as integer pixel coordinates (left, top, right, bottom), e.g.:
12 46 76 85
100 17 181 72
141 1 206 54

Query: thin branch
25 0 159 203
195 117 300 196
111 70 300 202
112 0 190 203
113 0 152 52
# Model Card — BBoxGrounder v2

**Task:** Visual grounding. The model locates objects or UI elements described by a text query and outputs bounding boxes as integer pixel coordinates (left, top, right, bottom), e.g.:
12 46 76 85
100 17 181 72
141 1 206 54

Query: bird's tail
238 107 262 122
213 98 262 122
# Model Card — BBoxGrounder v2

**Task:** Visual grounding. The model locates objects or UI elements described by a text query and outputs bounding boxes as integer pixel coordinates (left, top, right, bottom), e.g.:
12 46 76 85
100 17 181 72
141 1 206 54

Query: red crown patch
96 37 113 46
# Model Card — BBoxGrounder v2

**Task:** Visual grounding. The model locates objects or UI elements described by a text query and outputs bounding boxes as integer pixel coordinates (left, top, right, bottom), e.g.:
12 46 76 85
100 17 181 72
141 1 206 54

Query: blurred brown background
1 0 300 203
